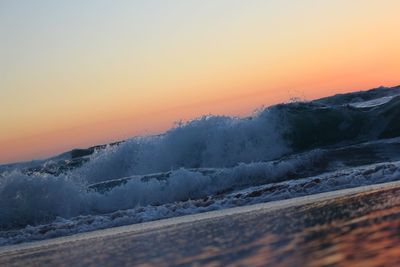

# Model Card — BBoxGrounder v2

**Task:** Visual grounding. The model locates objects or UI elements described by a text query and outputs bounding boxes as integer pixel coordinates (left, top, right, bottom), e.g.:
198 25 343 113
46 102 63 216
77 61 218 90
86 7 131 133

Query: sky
1 0 400 164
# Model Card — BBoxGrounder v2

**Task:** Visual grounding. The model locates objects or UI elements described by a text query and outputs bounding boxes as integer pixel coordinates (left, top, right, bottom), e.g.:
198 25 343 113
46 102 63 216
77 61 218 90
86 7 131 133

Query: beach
2 2 400 265
1 181 399 266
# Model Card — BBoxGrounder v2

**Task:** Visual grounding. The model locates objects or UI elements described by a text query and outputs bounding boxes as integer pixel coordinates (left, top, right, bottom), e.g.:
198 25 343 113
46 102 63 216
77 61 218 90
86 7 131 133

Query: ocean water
0 85 400 245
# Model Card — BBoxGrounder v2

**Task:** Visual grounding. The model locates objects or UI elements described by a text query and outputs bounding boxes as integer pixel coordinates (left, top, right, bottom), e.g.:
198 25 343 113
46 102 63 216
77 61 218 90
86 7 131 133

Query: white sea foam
349 95 398 108
74 109 289 183
1 86 400 246
1 160 399 246
0 149 321 230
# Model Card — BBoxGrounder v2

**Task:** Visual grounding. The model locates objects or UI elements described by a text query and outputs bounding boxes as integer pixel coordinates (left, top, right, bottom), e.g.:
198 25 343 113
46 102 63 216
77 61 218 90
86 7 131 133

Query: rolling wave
1 85 400 245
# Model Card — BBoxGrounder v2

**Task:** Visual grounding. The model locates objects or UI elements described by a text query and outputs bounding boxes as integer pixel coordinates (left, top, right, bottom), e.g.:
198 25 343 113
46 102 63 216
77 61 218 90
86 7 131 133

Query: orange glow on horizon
1 1 400 163
1 78 399 164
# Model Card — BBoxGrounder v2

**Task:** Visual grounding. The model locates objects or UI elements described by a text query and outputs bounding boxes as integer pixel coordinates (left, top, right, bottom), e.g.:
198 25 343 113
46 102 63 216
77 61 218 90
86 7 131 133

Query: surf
1 85 400 245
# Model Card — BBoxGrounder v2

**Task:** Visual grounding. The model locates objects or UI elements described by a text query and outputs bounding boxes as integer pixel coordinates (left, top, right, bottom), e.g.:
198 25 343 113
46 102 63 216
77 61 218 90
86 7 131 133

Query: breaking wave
75 108 288 183
1 85 400 245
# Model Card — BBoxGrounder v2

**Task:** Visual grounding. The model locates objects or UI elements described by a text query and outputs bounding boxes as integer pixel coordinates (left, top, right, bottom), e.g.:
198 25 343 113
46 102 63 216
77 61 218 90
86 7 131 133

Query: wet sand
1 181 399 266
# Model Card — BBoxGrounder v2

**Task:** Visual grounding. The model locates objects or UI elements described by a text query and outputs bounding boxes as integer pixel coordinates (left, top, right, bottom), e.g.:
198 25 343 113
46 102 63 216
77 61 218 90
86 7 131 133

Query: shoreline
1 180 400 256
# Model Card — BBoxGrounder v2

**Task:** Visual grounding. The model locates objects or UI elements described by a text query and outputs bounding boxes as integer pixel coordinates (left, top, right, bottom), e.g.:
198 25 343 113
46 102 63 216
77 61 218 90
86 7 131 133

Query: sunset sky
1 0 400 164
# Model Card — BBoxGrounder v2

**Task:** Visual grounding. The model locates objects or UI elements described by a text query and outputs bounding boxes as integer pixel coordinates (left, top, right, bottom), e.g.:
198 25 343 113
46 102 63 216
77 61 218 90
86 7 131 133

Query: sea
1 85 399 246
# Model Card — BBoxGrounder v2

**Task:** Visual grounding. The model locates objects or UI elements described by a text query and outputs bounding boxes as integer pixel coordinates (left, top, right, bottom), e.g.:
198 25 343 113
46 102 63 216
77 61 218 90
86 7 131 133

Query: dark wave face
0 85 400 245
280 94 400 151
